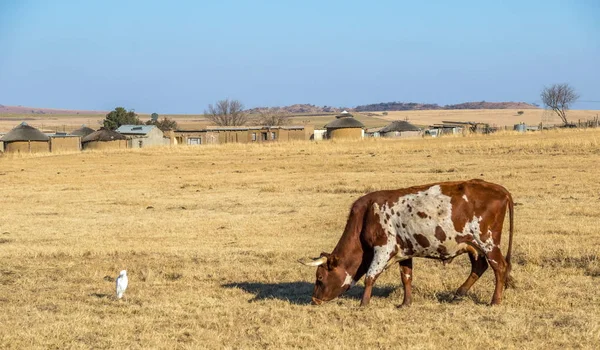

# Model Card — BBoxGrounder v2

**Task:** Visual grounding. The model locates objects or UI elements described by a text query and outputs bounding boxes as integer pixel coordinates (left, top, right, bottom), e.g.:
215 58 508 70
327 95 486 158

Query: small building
365 127 382 138
425 125 463 137
81 128 128 150
324 111 365 139
116 125 169 148
47 132 82 152
312 129 327 141
380 120 422 138
173 125 313 145
0 122 50 153
70 125 96 137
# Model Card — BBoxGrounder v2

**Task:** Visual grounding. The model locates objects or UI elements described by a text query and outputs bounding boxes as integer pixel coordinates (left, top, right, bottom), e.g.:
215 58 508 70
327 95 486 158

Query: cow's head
299 252 352 305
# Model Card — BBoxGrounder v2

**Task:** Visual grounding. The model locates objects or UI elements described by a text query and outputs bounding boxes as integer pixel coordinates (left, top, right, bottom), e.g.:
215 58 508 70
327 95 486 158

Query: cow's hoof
452 294 466 303
396 303 411 309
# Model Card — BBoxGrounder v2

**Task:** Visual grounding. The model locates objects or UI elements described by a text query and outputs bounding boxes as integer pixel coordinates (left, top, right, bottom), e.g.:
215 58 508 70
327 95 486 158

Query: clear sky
0 0 598 113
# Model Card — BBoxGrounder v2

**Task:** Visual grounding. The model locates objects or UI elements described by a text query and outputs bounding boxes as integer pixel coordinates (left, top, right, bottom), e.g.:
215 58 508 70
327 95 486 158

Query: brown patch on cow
417 211 428 219
455 234 474 243
434 226 447 241
386 213 391 221
450 195 471 233
414 234 431 248
407 205 412 212
405 238 414 251
390 208 395 215
437 244 449 257
480 225 491 241
402 223 406 228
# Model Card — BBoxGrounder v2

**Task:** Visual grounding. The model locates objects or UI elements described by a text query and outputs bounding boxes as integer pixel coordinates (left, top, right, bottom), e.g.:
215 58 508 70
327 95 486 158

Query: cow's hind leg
485 246 507 305
455 252 488 299
398 258 413 307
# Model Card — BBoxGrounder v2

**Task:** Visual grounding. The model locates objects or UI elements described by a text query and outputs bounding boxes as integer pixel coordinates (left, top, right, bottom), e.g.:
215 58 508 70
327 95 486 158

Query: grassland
1 129 599 349
2 109 598 134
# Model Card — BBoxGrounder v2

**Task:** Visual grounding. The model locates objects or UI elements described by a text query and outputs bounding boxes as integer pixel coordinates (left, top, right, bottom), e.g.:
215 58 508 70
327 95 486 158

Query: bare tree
540 83 579 125
205 99 247 126
255 108 289 126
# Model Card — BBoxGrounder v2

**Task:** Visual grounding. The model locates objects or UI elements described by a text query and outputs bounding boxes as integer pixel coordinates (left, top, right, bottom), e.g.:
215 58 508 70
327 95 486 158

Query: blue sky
0 0 598 113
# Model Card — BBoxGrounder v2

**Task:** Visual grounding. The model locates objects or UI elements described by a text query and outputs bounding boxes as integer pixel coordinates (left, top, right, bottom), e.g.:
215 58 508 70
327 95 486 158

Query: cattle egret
116 270 128 299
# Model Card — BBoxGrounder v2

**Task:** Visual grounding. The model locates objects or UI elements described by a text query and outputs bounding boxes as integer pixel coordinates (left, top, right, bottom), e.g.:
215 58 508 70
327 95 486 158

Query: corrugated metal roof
116 125 155 135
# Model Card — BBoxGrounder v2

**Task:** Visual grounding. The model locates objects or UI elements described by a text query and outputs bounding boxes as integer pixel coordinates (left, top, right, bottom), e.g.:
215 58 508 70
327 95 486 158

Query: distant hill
1 100 540 116
0 104 107 115
444 101 539 110
354 101 539 112
248 101 539 114
246 104 346 115
354 102 441 112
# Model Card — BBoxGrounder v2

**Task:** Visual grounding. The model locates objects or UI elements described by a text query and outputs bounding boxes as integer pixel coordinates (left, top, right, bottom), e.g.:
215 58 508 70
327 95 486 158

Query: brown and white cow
300 179 514 307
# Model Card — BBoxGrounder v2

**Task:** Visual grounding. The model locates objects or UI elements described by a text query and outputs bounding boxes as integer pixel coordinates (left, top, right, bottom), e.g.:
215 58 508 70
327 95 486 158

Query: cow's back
364 179 511 260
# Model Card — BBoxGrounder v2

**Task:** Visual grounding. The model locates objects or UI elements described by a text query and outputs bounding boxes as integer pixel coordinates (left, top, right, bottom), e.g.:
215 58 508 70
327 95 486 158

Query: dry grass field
2 109 598 134
373 109 600 128
1 129 599 349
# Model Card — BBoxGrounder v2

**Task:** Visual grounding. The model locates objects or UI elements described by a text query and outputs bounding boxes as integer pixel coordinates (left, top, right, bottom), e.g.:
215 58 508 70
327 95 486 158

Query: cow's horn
298 256 328 266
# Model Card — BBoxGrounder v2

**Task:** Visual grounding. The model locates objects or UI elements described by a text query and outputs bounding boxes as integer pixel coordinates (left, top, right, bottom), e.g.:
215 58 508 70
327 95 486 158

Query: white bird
116 270 128 299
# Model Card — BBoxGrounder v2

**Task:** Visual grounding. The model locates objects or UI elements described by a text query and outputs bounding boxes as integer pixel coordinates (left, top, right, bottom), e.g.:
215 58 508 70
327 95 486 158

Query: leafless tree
255 108 289 126
540 83 579 125
205 99 247 126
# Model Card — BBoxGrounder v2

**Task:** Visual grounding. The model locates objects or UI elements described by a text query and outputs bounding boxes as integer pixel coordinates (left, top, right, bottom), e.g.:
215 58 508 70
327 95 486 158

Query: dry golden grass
4 109 598 133
1 129 599 349
374 109 600 128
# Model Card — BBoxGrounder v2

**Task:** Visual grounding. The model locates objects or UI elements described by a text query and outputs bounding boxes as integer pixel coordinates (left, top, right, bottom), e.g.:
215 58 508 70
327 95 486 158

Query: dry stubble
0 129 599 349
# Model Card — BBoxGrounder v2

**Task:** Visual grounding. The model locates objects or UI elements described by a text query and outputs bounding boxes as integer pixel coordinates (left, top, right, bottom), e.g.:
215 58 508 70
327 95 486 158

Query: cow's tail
504 193 516 289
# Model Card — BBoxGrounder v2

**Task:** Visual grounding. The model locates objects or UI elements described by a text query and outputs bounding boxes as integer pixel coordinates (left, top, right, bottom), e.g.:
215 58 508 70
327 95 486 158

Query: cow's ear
328 255 340 269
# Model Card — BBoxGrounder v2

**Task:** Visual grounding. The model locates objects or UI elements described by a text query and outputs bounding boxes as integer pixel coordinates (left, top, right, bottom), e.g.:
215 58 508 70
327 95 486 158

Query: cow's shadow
434 290 488 305
222 281 396 305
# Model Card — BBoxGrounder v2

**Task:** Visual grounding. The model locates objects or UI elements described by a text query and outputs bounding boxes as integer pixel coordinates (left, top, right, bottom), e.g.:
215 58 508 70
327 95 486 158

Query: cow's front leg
360 275 376 307
398 258 413 307
361 244 394 307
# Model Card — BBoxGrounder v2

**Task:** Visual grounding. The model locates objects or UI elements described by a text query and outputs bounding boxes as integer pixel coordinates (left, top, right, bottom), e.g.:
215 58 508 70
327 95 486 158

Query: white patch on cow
462 194 469 202
404 273 411 279
467 219 495 253
367 243 396 278
341 271 356 288
368 184 498 278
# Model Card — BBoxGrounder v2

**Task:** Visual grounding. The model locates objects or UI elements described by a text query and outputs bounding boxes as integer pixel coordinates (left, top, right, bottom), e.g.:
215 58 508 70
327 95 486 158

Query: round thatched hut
71 125 96 137
0 122 50 153
380 120 422 138
81 128 127 150
324 111 365 139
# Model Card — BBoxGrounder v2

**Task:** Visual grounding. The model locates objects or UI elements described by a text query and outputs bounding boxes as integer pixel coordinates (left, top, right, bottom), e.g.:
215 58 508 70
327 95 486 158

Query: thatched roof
81 128 127 143
380 120 421 133
71 125 96 137
324 116 365 129
0 122 49 142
